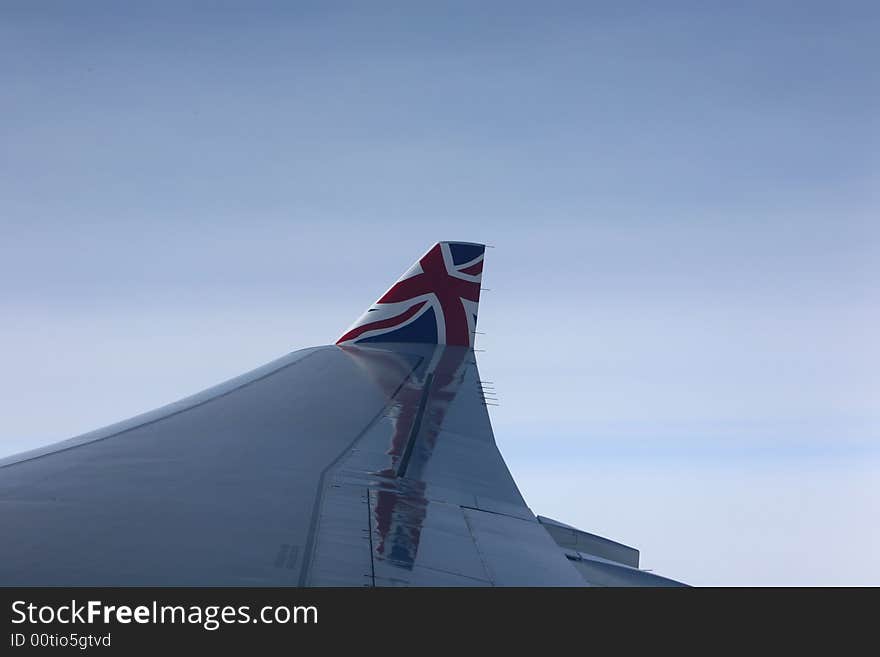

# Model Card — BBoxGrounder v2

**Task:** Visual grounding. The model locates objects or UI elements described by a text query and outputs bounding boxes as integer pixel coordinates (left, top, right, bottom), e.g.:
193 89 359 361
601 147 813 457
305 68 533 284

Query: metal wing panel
0 346 420 585
0 341 583 586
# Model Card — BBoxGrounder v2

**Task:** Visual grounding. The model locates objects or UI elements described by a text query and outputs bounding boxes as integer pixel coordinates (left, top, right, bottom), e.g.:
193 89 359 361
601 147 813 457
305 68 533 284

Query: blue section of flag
359 306 438 344
447 242 484 266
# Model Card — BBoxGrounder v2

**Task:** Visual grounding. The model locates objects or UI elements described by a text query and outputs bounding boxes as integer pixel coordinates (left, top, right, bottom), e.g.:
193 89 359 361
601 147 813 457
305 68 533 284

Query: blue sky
1 2 878 584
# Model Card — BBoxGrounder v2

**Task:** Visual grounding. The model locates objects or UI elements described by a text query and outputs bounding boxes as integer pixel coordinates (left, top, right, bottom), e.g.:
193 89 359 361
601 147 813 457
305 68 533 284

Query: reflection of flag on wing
337 242 484 347
339 344 470 570
371 347 469 569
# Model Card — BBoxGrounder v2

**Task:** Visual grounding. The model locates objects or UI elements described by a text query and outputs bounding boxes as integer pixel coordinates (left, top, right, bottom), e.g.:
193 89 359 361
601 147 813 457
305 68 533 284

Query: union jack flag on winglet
336 241 485 347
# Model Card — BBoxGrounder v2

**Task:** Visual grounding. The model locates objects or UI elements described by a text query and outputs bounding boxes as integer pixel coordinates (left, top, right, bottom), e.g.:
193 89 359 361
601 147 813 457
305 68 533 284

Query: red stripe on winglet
336 301 427 344
459 260 483 276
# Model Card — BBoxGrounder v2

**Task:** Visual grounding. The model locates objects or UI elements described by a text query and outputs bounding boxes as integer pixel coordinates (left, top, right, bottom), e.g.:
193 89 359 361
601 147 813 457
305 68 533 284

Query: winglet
336 241 485 347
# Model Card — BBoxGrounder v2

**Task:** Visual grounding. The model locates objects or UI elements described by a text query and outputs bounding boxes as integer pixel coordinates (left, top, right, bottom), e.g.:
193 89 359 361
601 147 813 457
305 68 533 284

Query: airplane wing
0 241 684 586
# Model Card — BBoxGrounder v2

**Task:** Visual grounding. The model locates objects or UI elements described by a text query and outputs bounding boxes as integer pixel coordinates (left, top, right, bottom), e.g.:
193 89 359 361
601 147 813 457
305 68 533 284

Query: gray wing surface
0 342 584 586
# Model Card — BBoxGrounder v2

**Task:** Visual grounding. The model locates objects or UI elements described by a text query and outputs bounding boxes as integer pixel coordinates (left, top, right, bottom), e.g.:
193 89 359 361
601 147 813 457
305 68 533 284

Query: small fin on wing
336 241 485 347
